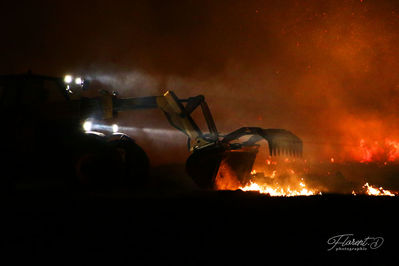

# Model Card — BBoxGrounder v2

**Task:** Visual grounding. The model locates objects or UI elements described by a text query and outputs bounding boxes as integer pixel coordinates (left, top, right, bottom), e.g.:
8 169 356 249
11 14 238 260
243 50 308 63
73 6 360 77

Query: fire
239 180 315 196
386 140 399 162
214 149 397 196
270 170 277 178
351 138 399 163
362 182 396 196
244 164 318 196
214 161 242 190
214 159 319 196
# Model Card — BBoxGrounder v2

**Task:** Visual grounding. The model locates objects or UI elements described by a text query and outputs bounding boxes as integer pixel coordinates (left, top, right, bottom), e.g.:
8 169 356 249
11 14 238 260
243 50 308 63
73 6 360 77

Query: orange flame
350 139 399 163
214 161 242 190
215 159 319 196
362 182 396 196
239 180 316 196
214 149 397 196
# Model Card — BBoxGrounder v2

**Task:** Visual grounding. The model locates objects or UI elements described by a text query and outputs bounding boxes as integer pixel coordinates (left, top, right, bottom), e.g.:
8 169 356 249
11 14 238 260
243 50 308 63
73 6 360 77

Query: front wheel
107 133 150 187
72 133 149 191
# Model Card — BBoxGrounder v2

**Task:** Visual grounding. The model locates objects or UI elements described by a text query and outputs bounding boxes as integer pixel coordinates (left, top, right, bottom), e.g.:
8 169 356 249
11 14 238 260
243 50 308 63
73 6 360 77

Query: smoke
4 0 399 170
86 70 160 97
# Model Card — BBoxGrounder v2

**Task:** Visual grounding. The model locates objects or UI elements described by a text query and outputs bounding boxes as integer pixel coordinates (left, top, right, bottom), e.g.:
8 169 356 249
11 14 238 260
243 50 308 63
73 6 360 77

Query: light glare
64 75 72 83
112 124 119 133
83 121 92 132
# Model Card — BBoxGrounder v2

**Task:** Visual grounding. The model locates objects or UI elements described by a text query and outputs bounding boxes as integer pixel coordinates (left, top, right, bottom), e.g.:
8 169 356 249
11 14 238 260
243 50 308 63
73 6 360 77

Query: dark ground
3 166 398 265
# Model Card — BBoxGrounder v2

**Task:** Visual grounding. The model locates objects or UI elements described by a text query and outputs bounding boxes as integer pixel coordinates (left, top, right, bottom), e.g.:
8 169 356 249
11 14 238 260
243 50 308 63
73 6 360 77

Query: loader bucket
214 146 259 189
186 145 226 189
186 145 259 189
186 127 303 190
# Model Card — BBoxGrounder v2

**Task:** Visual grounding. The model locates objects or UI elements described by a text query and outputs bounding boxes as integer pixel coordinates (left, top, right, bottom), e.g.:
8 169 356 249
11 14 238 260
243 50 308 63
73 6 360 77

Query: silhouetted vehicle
0 73 149 192
0 72 302 192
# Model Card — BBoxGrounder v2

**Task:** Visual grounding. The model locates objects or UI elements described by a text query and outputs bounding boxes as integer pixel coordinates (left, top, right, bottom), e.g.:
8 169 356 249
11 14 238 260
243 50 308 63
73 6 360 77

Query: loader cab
0 73 90 155
0 73 69 110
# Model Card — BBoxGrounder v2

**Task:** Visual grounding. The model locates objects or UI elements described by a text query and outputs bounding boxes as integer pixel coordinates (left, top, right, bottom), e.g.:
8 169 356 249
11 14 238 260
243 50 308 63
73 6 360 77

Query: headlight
83 120 92 132
75 77 82 85
112 124 119 133
64 75 72 84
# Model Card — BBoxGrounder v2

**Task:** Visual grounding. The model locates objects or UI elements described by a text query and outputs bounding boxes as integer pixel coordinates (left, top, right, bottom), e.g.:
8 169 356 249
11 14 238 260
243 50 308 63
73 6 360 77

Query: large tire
72 133 122 191
107 134 150 187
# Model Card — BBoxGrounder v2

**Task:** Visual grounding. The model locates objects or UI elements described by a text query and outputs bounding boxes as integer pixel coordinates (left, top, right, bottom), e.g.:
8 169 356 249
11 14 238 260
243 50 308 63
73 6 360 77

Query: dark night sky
3 0 399 164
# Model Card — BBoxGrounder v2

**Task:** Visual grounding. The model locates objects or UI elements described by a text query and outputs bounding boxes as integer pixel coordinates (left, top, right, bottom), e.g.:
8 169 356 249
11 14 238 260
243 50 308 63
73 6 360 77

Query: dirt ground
3 165 398 265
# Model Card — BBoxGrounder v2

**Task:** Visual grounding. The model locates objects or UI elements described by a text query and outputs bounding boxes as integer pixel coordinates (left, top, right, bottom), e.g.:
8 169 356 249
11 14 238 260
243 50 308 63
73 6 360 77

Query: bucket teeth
266 130 303 157
222 127 303 158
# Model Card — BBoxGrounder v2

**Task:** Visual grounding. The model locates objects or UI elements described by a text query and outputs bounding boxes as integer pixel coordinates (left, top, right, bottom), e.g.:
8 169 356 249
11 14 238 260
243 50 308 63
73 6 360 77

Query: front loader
0 72 302 191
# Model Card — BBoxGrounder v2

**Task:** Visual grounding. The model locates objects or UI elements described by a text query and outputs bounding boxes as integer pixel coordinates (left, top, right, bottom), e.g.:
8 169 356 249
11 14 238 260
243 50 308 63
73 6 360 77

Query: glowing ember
362 182 395 196
270 170 277 178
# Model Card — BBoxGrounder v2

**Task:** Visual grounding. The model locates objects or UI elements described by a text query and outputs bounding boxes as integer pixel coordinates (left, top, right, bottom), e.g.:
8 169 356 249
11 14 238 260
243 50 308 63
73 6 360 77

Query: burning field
214 139 399 197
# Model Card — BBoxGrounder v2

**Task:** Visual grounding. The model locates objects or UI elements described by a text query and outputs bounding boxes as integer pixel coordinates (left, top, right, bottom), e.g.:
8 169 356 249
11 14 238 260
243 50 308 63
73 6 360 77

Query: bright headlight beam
112 124 119 133
75 77 82 85
64 75 73 84
83 120 92 132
